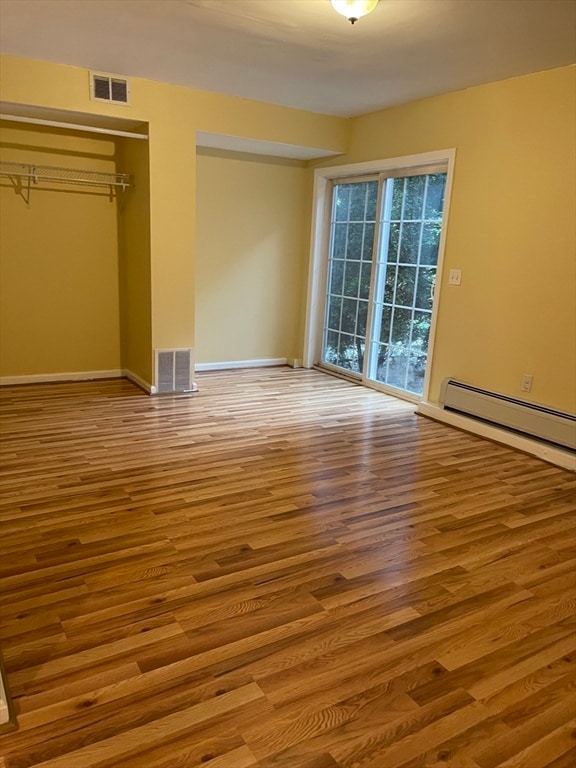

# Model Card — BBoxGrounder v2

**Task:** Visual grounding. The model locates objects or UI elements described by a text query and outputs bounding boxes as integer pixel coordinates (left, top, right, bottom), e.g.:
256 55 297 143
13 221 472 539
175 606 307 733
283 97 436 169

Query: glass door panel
367 172 447 396
321 179 378 376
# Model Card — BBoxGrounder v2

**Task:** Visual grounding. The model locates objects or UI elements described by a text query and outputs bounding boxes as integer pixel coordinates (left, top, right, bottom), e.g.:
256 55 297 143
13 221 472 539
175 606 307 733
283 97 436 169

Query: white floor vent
154 349 196 394
440 379 576 452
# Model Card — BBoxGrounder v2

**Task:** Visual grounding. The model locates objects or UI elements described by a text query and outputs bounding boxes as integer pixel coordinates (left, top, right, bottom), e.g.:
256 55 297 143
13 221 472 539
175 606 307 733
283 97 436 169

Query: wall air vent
154 349 196 394
90 72 130 105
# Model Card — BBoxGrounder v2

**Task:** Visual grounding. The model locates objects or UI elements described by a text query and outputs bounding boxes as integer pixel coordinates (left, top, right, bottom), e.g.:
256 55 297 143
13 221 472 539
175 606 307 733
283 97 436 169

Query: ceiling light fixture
330 0 379 25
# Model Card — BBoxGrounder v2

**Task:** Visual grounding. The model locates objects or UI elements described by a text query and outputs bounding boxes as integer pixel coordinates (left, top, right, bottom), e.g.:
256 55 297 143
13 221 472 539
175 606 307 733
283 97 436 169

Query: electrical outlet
521 374 533 393
448 269 462 286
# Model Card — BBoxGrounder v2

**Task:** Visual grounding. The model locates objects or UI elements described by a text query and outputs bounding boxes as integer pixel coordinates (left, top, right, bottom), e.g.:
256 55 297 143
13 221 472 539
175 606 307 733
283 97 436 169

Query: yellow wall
117 136 152 384
196 148 309 363
0 54 348 384
312 66 576 412
0 56 350 153
0 122 121 376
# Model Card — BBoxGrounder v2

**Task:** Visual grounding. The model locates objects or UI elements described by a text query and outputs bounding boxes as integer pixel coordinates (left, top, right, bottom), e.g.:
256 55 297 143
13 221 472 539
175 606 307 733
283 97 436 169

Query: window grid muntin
322 179 377 374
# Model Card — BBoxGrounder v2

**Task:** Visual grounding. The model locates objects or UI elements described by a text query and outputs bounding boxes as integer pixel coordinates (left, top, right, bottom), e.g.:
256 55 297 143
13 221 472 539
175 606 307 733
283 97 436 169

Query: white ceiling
0 0 574 118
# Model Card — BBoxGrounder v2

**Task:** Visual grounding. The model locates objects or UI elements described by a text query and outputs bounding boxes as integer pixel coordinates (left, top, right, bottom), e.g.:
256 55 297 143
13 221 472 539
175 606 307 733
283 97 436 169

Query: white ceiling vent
90 72 130 105
154 349 196 394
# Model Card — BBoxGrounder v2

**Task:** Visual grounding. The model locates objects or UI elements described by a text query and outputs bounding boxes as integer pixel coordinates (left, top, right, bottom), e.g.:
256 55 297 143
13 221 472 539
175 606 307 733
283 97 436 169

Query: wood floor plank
0 368 574 767
10 683 265 768
472 697 575 768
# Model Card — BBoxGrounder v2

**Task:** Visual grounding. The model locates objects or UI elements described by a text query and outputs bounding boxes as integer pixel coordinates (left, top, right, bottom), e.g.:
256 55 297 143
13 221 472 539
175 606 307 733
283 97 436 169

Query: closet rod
0 161 132 191
0 113 149 140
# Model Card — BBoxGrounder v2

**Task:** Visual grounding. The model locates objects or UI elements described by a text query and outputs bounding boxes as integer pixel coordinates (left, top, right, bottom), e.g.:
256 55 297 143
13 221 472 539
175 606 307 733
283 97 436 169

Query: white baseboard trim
123 369 153 394
195 358 287 372
417 401 576 472
0 369 123 386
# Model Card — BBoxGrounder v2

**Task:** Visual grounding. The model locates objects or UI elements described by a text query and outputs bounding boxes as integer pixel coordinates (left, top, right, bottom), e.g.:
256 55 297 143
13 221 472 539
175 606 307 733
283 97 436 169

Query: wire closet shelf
0 161 132 191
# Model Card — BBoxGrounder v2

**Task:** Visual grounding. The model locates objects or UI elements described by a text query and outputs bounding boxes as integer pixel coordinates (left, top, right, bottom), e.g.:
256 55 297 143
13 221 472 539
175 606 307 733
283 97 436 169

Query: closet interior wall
117 136 152 388
0 122 151 384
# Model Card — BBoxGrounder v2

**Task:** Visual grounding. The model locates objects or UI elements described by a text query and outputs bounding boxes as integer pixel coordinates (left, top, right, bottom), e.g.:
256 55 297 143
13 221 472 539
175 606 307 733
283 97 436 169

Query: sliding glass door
322 179 378 376
320 168 447 398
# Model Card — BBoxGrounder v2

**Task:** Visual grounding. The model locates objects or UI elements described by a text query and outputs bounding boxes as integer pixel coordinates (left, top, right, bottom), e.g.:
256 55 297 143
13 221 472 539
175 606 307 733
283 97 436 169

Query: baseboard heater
440 379 576 452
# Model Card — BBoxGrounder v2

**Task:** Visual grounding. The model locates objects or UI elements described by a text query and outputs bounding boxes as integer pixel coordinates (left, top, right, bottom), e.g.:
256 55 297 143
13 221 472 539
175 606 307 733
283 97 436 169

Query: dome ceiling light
330 0 380 25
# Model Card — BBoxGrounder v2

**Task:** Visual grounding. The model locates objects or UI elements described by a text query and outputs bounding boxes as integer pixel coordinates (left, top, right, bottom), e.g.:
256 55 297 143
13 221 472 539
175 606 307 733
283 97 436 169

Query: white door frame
303 148 456 403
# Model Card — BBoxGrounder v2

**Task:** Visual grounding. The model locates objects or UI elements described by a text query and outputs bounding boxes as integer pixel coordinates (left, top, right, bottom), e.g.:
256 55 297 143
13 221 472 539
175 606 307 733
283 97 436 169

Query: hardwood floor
0 367 574 768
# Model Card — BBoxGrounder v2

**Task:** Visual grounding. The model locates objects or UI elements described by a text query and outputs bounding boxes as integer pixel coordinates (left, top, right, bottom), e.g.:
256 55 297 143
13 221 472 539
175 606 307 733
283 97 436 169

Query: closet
0 115 151 386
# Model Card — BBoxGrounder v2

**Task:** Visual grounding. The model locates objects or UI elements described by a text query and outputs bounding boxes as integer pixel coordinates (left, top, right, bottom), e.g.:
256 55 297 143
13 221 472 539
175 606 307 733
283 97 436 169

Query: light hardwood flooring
0 367 574 768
